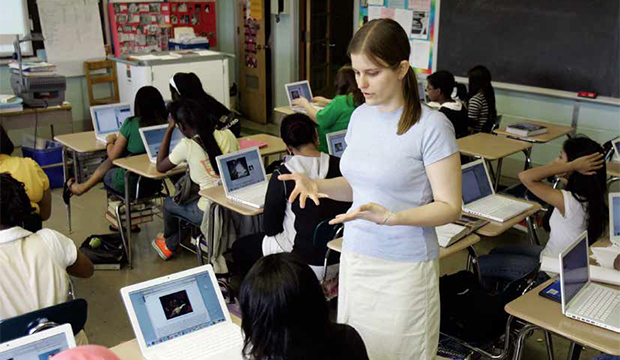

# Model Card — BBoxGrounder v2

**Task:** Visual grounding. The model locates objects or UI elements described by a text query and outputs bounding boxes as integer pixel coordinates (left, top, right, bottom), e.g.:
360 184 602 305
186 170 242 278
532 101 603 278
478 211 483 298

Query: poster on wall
359 0 439 75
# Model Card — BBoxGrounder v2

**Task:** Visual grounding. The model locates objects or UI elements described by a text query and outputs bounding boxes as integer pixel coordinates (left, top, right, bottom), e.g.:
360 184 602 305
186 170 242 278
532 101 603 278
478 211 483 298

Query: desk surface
199 182 265 217
110 315 241 359
273 106 296 116
54 131 106 153
493 120 573 143
241 133 286 157
0 102 72 117
505 278 620 355
457 133 533 160
113 154 186 179
608 162 620 177
473 197 542 237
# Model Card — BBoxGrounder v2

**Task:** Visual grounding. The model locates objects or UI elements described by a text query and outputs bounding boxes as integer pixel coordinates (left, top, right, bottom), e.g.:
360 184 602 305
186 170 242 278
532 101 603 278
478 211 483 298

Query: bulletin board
359 0 440 76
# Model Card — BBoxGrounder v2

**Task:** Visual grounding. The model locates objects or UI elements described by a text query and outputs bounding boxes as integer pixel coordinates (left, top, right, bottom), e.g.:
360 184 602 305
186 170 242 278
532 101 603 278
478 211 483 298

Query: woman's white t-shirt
540 189 587 259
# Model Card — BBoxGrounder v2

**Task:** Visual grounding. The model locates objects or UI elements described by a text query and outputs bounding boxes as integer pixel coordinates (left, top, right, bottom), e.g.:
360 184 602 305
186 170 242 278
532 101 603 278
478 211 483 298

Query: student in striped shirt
467 65 497 133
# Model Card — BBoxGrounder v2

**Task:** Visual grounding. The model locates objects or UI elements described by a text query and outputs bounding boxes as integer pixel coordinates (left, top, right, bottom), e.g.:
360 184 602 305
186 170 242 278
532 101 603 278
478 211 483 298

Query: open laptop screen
220 150 265 193
561 235 589 306
143 126 184 158
128 271 227 348
612 195 620 238
0 332 71 359
328 132 347 158
93 105 132 135
462 162 493 204
286 82 312 102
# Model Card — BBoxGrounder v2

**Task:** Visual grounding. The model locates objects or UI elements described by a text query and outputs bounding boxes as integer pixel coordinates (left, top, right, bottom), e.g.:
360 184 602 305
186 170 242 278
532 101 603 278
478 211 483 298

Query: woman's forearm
317 177 353 202
388 201 461 227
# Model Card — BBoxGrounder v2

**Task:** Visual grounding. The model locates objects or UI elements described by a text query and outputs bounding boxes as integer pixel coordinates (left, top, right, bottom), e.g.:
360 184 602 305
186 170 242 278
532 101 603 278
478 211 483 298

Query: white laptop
139 124 185 163
326 130 347 158
461 159 533 222
120 265 244 360
610 192 620 246
0 324 76 360
559 231 620 333
90 103 133 142
284 80 324 113
611 137 620 163
216 147 268 209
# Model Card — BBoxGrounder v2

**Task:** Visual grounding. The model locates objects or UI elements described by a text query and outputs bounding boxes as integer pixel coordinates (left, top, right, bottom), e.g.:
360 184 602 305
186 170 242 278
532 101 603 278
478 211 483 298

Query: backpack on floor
80 233 125 265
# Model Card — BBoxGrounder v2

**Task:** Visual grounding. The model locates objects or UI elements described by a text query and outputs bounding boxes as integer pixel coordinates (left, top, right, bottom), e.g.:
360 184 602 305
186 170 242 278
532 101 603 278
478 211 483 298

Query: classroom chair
312 220 344 300
603 137 620 188
490 114 504 133
84 59 120 106
0 299 88 343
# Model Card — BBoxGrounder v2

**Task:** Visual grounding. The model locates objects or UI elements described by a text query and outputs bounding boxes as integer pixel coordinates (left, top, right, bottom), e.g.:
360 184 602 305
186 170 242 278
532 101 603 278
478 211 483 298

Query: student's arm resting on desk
330 153 462 226
277 174 353 207
518 153 604 216
156 122 177 173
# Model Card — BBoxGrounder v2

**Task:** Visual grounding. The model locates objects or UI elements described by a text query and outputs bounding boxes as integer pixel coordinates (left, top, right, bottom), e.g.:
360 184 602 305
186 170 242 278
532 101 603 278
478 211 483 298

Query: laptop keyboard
157 325 243 360
573 285 620 321
466 196 531 221
232 185 267 207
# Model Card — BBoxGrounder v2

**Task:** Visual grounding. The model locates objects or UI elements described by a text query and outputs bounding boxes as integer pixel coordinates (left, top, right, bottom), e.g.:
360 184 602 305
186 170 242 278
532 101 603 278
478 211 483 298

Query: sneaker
152 234 173 260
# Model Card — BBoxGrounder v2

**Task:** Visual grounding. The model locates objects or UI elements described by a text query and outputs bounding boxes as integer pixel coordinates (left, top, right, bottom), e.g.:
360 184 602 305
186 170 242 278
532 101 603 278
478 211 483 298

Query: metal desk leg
124 170 133 269
526 216 541 246
544 331 555 360
523 148 533 171
206 202 217 266
567 342 582 360
62 147 72 233
513 323 540 360
494 158 504 191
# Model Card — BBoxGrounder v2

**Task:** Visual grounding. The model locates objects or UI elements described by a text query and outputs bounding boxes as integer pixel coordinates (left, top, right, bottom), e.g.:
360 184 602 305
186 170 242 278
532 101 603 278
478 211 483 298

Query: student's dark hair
168 98 222 175
239 253 330 360
0 125 15 155
280 113 318 149
171 72 231 119
0 173 35 227
427 70 455 100
347 18 421 135
455 83 468 102
134 86 167 127
467 65 497 120
563 136 608 243
335 65 364 107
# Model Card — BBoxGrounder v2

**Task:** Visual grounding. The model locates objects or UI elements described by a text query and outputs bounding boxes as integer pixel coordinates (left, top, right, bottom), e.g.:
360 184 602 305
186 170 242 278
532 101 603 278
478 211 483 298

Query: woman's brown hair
335 65 365 108
347 18 422 135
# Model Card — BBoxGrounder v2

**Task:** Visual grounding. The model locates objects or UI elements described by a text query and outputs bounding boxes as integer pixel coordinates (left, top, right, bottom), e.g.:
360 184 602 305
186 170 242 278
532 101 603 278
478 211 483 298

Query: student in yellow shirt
0 125 51 231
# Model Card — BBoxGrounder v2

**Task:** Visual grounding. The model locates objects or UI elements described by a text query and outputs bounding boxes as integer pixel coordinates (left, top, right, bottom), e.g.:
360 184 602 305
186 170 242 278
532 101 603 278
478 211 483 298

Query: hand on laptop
312 96 331 107
106 134 117 145
278 173 327 208
330 202 392 226
292 97 310 109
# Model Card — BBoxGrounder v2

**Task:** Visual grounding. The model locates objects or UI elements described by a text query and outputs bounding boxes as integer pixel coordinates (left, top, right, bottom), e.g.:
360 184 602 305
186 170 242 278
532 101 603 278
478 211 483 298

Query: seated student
152 98 239 260
232 113 351 279
239 253 369 360
466 65 497 134
68 86 166 199
0 125 51 231
426 70 468 138
291 65 364 153
0 173 94 319
169 72 241 137
479 137 607 289
52 345 120 360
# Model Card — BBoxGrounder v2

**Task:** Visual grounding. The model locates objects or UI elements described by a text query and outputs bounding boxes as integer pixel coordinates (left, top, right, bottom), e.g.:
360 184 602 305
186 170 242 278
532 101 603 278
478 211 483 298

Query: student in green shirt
292 65 364 153
68 86 167 197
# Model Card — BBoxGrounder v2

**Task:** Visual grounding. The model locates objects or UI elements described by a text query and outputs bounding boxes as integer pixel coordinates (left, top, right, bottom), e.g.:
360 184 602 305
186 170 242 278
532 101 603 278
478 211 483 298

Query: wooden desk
0 102 73 135
505 279 620 359
240 133 287 158
458 133 533 191
607 162 620 188
54 131 108 233
494 120 573 143
474 197 542 238
110 315 242 359
273 106 295 116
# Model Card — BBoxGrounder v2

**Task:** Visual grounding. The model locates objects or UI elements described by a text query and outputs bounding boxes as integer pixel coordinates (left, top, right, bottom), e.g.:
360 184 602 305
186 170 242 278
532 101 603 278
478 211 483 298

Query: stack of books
436 214 489 248
106 200 154 228
0 96 23 113
505 122 548 136
9 61 58 77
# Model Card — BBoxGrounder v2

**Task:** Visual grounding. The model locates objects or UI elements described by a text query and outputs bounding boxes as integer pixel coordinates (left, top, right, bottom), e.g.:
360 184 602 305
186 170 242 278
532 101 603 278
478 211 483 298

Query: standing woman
467 65 497 133
279 19 462 359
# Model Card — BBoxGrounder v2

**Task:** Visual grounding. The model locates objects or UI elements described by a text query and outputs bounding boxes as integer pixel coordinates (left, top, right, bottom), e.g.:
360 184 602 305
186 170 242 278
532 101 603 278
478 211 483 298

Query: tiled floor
44 173 604 359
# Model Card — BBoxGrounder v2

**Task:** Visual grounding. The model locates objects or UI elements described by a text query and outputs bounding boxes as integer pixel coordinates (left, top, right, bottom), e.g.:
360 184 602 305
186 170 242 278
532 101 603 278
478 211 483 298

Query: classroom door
238 1 270 124
301 0 354 97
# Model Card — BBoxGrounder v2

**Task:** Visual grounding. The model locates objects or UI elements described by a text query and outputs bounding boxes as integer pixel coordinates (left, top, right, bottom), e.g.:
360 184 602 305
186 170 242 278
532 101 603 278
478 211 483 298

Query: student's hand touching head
570 152 605 175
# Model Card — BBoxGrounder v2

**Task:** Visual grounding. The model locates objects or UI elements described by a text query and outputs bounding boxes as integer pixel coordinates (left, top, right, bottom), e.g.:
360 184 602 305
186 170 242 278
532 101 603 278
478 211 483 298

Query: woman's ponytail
397 67 422 135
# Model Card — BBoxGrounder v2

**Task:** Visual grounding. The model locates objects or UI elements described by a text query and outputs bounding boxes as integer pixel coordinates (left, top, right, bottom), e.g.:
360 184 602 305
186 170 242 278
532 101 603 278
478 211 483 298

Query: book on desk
505 123 548 136
436 215 488 248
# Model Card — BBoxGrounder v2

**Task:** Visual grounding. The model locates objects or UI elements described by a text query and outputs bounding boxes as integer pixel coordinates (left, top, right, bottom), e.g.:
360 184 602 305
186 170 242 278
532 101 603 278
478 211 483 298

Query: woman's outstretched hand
278 173 328 208
329 203 392 225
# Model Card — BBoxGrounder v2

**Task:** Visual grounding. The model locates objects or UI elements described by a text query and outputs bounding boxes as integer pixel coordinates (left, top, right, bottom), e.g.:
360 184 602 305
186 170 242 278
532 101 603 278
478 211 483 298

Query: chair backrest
0 299 88 343
603 137 618 162
312 220 343 253
84 59 120 106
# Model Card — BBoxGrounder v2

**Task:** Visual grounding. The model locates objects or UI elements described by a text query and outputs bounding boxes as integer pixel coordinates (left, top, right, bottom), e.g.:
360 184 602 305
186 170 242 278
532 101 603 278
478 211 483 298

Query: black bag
80 233 125 264
439 270 507 343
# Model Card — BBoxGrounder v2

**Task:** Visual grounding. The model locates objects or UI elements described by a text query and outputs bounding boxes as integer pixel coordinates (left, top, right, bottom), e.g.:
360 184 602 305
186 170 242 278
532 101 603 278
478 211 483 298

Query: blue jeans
103 168 122 193
163 197 204 250
478 245 546 291
591 356 620 360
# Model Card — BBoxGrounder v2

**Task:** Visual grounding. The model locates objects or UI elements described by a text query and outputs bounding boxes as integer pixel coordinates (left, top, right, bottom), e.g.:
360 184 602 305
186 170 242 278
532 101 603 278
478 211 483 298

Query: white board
38 0 106 77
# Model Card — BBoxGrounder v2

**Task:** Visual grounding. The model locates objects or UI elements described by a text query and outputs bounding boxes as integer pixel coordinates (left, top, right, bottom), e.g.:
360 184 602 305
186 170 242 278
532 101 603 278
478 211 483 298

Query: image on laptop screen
561 235 589 305
143 127 184 158
462 162 493 204
0 332 71 360
328 133 347 158
128 272 227 348
613 195 620 237
286 82 312 102
220 150 265 193
93 105 132 135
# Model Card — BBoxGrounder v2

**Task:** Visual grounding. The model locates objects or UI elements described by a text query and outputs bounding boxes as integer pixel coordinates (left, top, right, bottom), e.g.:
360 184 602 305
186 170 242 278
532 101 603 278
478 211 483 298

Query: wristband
381 211 393 225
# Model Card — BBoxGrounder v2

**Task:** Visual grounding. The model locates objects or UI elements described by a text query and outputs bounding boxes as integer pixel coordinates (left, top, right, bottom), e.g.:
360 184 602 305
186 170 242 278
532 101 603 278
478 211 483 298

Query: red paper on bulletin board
109 2 172 57
169 2 217 48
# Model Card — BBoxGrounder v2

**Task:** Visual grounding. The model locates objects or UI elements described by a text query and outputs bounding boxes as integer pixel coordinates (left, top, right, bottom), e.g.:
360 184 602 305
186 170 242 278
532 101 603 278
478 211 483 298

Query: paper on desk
130 54 160 61
591 245 620 269
541 256 620 286
410 40 431 70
